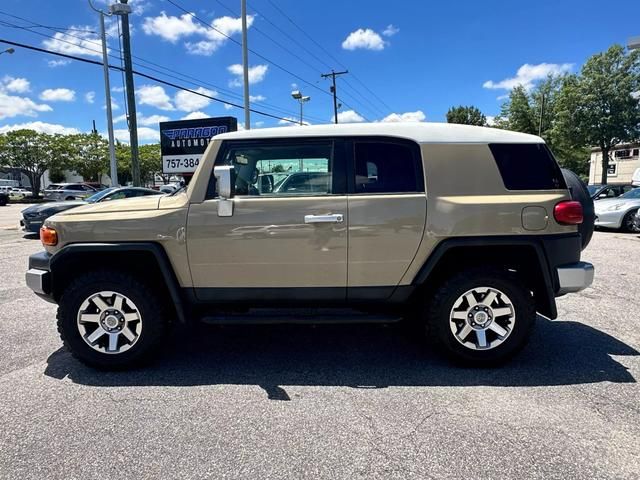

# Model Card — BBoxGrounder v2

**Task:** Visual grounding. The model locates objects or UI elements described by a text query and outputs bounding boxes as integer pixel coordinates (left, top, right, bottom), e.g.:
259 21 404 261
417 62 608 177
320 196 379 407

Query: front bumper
26 251 54 302
556 262 594 295
594 210 623 228
20 217 44 233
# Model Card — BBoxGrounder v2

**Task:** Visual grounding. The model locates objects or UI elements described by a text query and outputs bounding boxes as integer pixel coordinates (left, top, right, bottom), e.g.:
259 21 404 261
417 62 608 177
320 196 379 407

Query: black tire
561 169 594 250
65 196 75 201
425 268 535 366
57 270 168 370
622 209 640 233
0 195 7 206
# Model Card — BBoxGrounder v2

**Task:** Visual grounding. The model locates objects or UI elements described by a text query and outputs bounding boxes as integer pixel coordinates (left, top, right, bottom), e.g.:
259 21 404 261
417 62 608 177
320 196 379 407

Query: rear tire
561 169 594 250
425 268 535 366
57 270 167 370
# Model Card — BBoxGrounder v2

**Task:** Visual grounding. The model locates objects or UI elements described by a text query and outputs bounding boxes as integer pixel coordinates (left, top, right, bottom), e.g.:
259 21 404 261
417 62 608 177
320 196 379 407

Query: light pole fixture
0 48 15 55
88 0 118 187
291 90 311 126
628 36 640 50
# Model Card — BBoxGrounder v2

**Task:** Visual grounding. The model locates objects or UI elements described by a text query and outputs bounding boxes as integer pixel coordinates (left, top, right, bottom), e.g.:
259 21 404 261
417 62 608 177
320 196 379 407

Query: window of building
353 141 423 194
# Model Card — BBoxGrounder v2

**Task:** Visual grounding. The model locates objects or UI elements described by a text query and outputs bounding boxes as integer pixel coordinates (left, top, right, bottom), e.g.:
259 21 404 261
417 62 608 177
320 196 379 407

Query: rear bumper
556 262 594 295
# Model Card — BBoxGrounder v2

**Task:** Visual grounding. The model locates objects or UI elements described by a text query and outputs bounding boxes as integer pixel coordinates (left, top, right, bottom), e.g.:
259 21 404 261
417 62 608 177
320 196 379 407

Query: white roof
215 122 544 144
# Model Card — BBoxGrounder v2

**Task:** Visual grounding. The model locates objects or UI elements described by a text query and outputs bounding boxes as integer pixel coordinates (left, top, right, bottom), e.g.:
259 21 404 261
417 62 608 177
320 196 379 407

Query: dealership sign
159 116 237 173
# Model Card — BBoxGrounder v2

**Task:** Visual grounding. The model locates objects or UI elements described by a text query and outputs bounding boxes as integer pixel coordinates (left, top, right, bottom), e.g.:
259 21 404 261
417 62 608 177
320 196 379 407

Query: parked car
632 168 640 187
588 183 636 200
43 183 98 201
594 187 640 232
21 187 163 233
26 123 594 370
9 187 32 200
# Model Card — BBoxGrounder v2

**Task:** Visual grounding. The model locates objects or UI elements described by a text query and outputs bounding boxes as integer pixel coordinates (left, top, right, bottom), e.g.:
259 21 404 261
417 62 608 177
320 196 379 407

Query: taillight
554 201 583 225
40 226 58 246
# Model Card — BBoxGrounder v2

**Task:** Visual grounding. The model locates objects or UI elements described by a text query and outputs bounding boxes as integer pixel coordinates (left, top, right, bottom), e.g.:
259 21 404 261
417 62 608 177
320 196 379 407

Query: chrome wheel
76 291 142 354
449 286 515 351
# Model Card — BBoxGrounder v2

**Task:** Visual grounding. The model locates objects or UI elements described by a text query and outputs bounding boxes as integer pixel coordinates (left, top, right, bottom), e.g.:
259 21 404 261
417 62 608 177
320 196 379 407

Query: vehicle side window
214 141 334 197
353 141 423 194
67 185 83 191
489 143 566 190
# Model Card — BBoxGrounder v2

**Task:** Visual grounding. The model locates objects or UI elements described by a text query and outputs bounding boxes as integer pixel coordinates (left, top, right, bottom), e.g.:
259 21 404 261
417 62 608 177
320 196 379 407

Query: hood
22 200 85 214
58 194 162 216
594 197 640 211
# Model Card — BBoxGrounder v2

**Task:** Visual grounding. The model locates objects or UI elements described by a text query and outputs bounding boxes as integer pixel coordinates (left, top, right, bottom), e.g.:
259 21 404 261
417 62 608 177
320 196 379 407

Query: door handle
304 213 344 224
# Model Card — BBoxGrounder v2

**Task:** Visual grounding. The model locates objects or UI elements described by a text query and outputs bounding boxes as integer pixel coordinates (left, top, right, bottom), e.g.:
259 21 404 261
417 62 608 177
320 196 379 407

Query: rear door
345 137 427 300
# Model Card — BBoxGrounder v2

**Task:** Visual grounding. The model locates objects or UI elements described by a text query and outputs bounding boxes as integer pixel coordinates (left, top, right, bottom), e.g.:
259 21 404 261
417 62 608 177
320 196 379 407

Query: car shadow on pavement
44 316 638 395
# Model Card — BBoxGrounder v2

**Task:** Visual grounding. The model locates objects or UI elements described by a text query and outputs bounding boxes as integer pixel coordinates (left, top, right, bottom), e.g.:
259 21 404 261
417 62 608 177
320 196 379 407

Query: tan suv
26 123 595 369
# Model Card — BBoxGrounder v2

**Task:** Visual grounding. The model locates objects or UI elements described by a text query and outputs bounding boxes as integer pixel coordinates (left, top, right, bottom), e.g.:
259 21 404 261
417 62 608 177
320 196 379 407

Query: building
588 143 640 185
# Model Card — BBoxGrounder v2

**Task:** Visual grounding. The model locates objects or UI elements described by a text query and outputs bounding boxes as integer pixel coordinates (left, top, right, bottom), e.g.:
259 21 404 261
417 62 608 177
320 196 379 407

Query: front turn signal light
40 226 58 246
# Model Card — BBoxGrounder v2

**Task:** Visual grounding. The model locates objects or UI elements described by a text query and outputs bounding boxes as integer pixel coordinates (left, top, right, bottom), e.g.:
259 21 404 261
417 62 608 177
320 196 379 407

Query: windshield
587 185 599 195
85 187 118 203
620 187 640 199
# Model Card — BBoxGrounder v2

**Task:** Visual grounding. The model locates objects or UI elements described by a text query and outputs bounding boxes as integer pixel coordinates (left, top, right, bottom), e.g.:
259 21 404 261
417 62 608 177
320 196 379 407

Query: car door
187 138 349 302
345 137 427 300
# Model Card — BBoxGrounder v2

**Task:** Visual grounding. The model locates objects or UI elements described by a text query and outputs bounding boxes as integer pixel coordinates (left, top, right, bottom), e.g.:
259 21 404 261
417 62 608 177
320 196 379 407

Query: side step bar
200 308 403 325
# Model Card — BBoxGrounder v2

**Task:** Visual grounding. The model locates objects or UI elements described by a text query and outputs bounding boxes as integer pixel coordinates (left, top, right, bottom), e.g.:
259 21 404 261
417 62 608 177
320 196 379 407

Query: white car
594 187 640 232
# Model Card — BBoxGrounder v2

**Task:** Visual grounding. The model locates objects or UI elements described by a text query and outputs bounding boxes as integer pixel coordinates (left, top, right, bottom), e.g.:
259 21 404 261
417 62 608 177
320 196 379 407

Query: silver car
594 187 640 232
43 183 98 201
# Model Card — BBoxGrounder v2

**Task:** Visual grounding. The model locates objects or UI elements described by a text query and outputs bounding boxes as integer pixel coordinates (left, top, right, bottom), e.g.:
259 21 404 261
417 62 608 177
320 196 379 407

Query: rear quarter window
489 143 566 190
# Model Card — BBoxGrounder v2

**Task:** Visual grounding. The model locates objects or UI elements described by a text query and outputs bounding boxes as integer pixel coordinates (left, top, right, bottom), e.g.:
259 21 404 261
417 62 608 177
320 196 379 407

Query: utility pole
112 0 140 186
241 0 250 130
321 70 348 123
88 0 118 187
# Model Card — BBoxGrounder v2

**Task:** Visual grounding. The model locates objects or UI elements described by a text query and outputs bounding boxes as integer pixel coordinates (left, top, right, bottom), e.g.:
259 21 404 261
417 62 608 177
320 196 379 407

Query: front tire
622 209 640 233
57 270 168 369
425 268 535 366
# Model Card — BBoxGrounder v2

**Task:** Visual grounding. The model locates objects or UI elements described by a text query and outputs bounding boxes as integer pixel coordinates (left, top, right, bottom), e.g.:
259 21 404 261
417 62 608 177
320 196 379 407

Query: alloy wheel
449 286 516 350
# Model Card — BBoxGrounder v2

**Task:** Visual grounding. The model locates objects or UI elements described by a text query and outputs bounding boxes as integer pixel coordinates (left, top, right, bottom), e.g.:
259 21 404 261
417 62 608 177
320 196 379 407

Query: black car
20 187 162 233
588 183 636 200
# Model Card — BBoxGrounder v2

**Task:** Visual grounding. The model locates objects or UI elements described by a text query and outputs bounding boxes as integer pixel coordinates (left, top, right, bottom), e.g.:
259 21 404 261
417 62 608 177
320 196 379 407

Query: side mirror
213 165 235 217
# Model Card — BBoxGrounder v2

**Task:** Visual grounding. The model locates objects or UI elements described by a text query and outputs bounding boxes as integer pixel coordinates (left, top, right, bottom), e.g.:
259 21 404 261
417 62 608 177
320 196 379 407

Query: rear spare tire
561 169 594 250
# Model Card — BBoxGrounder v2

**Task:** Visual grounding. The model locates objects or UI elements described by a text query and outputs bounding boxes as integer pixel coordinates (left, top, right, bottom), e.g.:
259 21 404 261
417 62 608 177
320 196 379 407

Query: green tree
0 130 69 195
138 143 161 186
495 85 537 134
555 45 640 184
67 132 109 183
446 105 487 126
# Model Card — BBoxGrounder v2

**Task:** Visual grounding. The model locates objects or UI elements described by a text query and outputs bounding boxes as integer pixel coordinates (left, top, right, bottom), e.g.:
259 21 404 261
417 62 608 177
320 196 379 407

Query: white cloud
483 63 573 91
174 87 216 112
3 76 30 93
485 115 496 126
254 121 264 127
85 91 95 104
47 59 71 68
113 126 159 144
139 114 171 126
382 24 399 37
250 94 266 102
342 28 386 51
103 98 120 111
227 64 268 87
136 84 174 110
0 93 52 120
143 12 253 56
40 88 76 102
42 26 104 58
278 117 309 126
142 12 204 43
181 111 209 120
334 110 365 123
223 103 234 110
112 86 125 93
380 110 426 122
113 113 128 123
0 121 79 135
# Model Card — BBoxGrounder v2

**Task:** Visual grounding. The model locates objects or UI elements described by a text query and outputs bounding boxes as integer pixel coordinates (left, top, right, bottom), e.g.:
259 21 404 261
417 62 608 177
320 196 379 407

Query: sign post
160 117 237 175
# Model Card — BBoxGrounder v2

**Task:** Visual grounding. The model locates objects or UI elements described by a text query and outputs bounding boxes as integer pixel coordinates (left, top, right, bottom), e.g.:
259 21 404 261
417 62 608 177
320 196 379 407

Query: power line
0 38 307 125
0 15 325 122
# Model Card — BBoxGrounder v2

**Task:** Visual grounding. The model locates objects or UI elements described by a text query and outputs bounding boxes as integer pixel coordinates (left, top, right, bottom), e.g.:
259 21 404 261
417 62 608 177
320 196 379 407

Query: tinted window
353 141 423 194
67 185 84 191
216 142 334 197
489 143 566 190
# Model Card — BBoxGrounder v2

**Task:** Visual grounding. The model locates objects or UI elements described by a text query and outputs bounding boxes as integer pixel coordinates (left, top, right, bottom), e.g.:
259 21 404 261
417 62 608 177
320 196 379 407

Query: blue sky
1 0 639 143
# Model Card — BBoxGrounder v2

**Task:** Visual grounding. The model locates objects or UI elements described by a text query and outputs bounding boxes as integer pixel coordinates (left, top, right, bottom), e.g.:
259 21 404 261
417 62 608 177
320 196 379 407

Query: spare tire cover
561 168 594 250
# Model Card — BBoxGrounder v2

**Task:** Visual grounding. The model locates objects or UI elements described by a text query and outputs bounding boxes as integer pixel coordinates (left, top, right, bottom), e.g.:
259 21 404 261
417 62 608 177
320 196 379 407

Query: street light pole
0 48 15 55
88 0 118 187
291 90 310 126
241 0 250 130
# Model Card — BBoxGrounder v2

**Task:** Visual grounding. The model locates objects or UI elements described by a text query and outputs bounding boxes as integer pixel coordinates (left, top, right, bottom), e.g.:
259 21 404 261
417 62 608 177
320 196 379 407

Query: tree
495 85 537 134
555 45 640 184
138 143 161 186
446 105 487 126
67 132 109 183
0 130 69 195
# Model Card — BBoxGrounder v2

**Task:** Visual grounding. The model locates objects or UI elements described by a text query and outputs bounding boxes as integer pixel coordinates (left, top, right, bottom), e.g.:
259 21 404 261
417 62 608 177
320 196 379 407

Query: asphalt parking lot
0 203 638 479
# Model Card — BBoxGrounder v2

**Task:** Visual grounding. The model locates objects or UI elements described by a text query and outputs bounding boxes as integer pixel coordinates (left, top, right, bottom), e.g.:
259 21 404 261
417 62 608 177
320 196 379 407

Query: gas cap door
522 206 549 231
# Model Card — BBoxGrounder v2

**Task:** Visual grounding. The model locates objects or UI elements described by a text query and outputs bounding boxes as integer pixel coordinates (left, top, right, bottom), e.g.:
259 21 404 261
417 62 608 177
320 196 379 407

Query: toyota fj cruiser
26 123 595 369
